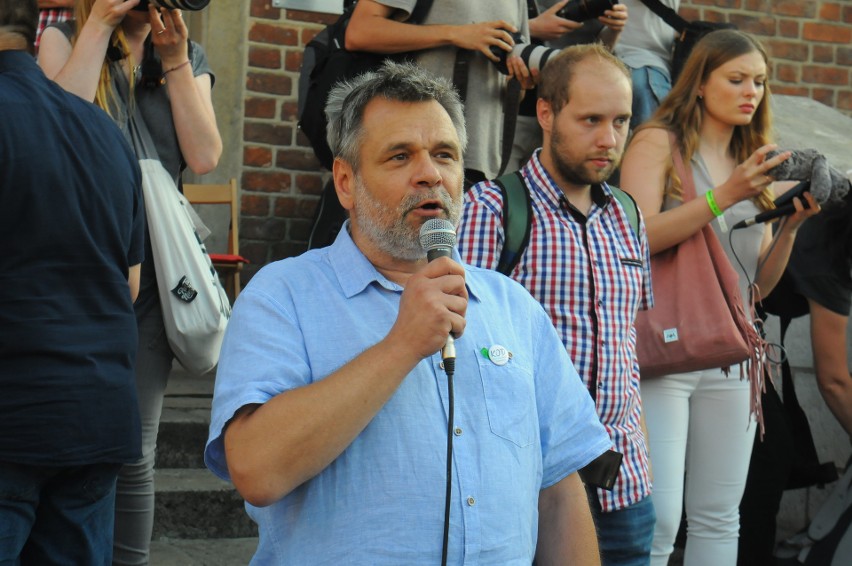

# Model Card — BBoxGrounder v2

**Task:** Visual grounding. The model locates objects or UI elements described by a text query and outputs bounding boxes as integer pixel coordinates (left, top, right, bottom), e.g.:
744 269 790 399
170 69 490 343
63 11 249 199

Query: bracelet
162 60 190 78
705 190 724 217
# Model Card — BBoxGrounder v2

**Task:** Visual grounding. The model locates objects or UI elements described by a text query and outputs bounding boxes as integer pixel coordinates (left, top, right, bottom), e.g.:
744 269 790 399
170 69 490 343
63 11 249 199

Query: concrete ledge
150 537 258 566
153 469 257 539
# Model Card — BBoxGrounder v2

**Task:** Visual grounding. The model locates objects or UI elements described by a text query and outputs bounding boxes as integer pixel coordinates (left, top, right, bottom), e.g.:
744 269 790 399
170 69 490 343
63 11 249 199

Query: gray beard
353 176 462 262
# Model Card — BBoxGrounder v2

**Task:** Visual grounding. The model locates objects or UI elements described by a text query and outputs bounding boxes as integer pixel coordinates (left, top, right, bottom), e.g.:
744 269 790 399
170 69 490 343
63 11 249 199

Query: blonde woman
619 30 818 566
39 1 221 563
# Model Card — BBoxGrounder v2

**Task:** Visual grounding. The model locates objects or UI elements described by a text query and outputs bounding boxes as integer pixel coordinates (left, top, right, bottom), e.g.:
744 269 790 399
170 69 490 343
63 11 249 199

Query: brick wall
240 0 852 281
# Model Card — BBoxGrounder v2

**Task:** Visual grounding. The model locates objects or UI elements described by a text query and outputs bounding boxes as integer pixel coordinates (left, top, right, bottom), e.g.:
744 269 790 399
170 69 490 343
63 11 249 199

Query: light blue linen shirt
205 223 610 565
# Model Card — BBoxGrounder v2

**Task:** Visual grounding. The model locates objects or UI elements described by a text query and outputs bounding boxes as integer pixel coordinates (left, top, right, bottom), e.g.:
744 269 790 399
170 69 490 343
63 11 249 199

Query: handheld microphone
419 218 458 362
732 181 810 230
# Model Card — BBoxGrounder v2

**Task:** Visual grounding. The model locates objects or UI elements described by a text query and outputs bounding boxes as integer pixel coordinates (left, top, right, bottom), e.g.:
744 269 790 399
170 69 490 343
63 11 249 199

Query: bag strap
494 171 533 276
609 185 640 239
637 0 688 34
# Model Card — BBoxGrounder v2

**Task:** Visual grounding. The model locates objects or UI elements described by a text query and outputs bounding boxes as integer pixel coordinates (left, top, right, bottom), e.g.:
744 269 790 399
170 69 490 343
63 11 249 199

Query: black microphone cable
440 350 455 566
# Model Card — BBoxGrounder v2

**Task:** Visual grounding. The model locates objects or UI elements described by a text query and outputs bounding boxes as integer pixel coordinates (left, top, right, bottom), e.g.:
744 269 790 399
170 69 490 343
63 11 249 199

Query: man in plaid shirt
35 0 73 51
457 43 656 566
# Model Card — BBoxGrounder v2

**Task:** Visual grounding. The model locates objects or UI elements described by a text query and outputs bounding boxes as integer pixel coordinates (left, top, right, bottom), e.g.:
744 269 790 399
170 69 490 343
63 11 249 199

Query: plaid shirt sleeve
35 9 73 48
457 180 506 270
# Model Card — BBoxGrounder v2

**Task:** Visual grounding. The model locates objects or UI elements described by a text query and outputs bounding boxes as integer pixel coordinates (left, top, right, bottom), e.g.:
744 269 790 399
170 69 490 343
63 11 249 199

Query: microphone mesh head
419 218 456 252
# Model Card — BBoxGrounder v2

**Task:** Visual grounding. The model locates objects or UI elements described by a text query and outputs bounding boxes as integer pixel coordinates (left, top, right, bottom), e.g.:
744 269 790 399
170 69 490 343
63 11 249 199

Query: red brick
302 28 323 45
298 197 321 217
249 22 298 46
813 45 835 64
281 101 299 122
744 0 771 11
285 9 339 25
811 88 836 107
775 63 799 83
802 65 849 86
251 0 280 20
839 47 852 67
295 174 324 196
244 146 273 168
241 171 292 194
771 0 817 18
288 218 314 241
241 217 289 241
803 23 852 44
274 196 300 217
244 97 277 119
729 14 776 36
766 39 809 61
845 5 852 24
838 91 852 112
692 0 738 7
249 46 281 69
244 122 292 145
241 194 271 216
820 3 843 21
285 50 303 73
246 71 292 95
680 7 700 20
778 19 799 38
276 148 322 172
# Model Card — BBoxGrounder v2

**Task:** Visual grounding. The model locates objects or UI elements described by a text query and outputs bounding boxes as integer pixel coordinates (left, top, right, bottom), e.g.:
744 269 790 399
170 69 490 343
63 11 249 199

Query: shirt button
439 361 445 370
454 427 463 436
467 496 476 506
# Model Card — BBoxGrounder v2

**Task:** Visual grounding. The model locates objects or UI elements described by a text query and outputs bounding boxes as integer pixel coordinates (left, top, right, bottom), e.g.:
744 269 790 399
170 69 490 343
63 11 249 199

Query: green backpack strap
494 172 532 276
609 185 640 240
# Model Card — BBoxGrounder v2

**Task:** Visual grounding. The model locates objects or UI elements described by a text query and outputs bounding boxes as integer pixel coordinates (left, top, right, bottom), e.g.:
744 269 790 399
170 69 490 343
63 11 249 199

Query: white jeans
641 368 755 566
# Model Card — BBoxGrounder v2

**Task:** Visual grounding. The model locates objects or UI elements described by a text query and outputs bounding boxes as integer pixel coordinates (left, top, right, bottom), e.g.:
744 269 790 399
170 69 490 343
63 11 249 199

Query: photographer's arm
151 8 221 174
809 300 852 439
346 0 517 63
38 0 141 101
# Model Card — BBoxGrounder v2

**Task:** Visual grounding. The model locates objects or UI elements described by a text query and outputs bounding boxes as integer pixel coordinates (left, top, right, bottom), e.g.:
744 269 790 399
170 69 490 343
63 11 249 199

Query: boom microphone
419 219 457 362
732 181 810 230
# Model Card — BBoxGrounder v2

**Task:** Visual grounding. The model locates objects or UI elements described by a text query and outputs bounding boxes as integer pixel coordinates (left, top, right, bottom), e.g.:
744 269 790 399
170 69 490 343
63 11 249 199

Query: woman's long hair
637 29 775 211
74 0 135 117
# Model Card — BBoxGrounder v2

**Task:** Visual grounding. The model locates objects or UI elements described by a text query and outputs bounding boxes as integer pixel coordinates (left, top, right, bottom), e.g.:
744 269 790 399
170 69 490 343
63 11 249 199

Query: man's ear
537 98 555 136
332 158 356 212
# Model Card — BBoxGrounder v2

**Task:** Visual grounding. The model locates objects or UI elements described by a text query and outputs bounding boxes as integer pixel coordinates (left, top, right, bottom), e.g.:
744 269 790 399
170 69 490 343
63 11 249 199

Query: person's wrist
705 189 724 217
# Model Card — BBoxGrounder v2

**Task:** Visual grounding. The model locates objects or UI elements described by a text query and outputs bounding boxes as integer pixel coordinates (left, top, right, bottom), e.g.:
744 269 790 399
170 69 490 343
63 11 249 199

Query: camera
557 0 616 23
133 0 211 11
489 30 560 75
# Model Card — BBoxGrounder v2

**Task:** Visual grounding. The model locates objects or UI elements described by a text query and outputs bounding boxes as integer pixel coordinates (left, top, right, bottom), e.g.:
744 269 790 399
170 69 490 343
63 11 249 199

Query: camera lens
557 0 615 23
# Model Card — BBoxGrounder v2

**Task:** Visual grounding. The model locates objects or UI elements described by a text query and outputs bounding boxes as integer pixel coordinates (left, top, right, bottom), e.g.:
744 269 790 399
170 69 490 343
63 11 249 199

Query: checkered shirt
35 8 73 48
457 150 654 511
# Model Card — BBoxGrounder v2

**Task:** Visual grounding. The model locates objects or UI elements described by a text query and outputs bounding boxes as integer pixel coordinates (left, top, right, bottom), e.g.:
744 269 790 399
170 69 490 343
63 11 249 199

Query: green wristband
705 190 723 217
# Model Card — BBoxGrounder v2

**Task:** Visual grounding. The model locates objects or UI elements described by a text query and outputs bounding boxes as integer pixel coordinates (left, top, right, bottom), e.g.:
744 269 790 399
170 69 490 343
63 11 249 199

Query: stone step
153 468 257 540
150 537 258 565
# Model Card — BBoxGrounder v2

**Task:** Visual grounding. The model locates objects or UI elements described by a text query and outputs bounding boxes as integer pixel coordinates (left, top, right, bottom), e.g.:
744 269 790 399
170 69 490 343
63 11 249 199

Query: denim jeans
0 461 121 565
628 65 671 131
589 492 656 566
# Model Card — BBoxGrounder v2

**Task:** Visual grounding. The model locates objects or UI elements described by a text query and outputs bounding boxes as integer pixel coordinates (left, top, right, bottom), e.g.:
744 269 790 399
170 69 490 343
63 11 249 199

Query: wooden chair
183 179 248 302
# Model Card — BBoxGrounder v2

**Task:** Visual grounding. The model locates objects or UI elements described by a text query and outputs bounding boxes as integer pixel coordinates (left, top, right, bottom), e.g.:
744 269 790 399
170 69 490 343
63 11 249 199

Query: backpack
493 172 640 276
298 0 435 171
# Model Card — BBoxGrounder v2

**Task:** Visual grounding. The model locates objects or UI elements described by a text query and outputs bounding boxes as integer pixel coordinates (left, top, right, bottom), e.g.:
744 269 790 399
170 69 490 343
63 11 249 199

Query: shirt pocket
475 349 536 448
